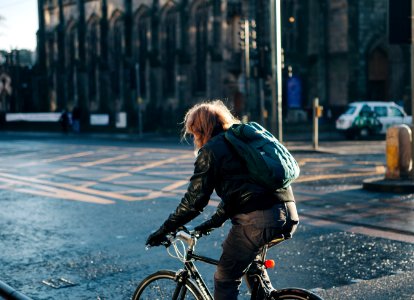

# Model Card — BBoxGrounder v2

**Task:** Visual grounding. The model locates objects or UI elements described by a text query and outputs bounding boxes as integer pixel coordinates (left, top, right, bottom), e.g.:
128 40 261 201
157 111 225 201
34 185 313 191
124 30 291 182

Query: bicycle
133 227 323 300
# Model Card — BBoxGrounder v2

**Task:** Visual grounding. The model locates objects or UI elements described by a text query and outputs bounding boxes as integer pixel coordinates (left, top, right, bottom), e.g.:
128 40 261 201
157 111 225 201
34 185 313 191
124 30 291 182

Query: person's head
182 100 240 150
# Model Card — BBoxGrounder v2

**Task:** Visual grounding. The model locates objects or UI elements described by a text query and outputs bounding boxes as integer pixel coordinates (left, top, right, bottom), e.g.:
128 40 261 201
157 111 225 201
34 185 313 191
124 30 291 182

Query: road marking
0 176 114 204
101 172 132 182
295 170 383 183
17 151 95 167
52 167 80 174
99 153 193 182
162 180 189 191
0 172 136 202
127 180 189 201
301 215 414 244
80 154 131 167
79 181 98 188
129 154 193 172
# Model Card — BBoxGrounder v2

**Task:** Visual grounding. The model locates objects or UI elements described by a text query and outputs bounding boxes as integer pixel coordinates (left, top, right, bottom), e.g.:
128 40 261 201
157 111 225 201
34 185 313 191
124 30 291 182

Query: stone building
35 0 411 132
280 0 411 122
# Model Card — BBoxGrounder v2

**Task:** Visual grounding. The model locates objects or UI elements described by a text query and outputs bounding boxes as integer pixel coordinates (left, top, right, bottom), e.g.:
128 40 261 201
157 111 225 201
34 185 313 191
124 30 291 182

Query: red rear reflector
264 259 275 269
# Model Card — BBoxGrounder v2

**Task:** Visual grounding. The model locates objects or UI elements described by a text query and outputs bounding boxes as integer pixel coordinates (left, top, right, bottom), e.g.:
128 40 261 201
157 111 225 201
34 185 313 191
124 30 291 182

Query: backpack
224 122 300 190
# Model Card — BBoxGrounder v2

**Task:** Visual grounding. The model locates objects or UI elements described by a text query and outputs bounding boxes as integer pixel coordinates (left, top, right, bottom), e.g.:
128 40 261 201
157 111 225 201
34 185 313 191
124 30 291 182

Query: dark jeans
214 202 299 300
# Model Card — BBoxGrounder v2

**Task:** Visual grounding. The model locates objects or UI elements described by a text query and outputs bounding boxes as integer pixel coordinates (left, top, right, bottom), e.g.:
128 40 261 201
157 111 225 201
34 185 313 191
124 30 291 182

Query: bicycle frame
171 231 218 299
169 230 285 300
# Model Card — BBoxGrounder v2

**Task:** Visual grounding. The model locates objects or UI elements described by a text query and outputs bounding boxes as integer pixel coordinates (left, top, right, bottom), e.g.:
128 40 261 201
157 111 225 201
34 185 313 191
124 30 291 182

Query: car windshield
343 105 357 115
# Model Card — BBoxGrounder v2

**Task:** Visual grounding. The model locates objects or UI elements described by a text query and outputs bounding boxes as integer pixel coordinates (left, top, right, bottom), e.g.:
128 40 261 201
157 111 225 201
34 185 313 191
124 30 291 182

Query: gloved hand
146 227 169 247
194 220 215 235
194 202 228 235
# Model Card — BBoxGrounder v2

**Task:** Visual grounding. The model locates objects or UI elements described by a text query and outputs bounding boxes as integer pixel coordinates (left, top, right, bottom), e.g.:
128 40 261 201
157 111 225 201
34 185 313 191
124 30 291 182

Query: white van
335 101 412 138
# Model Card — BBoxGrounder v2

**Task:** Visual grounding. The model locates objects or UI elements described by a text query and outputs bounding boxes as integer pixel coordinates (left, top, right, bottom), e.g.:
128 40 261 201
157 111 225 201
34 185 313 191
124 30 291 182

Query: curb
0 280 32 300
362 177 414 193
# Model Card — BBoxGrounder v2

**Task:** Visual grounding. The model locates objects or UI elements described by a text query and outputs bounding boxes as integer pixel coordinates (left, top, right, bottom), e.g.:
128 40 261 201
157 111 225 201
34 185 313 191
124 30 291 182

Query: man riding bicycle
146 100 299 300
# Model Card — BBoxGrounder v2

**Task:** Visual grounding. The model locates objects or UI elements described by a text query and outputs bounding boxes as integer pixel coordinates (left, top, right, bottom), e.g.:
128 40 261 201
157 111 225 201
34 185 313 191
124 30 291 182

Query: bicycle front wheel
132 270 204 300
270 288 324 300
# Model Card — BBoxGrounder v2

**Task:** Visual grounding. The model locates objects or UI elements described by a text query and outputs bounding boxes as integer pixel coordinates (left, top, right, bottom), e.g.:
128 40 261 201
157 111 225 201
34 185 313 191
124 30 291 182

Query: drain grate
42 278 78 289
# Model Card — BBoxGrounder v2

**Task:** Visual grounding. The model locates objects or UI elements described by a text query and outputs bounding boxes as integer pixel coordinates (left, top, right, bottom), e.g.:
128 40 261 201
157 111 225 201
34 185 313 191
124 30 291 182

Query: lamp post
270 0 283 141
240 19 250 118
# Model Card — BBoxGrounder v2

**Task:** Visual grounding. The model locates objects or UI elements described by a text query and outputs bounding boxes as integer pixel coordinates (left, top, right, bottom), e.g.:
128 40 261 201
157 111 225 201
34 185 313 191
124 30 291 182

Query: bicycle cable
167 239 187 262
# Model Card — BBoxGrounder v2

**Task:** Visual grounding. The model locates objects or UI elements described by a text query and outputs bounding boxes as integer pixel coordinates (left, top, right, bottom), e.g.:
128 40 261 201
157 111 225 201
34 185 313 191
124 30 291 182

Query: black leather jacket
161 131 295 232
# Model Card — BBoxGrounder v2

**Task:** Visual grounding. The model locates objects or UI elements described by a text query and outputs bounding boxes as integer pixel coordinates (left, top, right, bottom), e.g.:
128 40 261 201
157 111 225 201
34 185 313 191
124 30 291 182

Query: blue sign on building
287 76 302 108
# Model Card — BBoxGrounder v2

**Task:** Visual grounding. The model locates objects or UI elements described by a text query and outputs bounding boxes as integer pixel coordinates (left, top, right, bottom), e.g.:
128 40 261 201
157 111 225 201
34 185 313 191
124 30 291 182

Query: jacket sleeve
161 147 216 232
195 200 229 231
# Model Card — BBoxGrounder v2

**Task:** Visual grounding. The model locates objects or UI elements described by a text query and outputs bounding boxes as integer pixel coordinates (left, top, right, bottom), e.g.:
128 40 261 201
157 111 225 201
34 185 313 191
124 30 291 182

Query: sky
0 0 38 51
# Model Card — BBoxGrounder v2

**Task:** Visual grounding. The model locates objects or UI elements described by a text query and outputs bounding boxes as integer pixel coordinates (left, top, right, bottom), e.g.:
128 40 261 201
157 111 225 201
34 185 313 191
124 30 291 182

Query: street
0 132 413 300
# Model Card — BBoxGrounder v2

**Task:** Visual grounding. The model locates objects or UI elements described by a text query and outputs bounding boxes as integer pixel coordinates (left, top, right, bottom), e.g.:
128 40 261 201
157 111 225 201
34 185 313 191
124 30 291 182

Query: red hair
182 100 240 149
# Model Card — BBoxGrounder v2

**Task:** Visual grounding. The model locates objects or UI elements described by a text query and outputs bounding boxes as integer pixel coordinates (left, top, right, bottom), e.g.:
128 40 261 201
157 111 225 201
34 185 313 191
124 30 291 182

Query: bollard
385 125 412 179
313 98 323 150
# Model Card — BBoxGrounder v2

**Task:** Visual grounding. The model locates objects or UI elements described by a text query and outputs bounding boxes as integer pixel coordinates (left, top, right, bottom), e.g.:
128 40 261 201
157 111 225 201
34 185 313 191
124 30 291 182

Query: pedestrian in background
59 109 70 134
146 100 299 300
72 106 81 133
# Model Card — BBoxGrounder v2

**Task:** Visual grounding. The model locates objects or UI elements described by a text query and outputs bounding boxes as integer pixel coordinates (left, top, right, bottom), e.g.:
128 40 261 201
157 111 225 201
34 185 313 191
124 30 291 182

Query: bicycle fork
174 264 213 300
173 269 191 300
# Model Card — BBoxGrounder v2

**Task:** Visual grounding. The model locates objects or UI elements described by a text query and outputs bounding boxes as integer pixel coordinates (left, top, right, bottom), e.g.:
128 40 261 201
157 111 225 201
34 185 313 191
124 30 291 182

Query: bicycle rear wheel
132 270 204 300
270 288 323 300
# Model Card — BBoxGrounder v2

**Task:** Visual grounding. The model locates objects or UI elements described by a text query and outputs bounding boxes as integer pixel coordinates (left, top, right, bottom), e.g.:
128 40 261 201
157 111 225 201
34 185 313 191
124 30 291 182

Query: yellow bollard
386 127 399 179
385 125 412 179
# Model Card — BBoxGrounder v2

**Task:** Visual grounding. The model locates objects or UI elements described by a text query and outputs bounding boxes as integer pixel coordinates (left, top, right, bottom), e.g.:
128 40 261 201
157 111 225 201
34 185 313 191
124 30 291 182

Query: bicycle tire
132 270 204 300
269 288 324 300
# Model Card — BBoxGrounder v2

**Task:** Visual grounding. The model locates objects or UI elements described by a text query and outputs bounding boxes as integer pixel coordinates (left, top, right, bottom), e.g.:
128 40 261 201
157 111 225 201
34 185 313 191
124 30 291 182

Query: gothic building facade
35 0 411 131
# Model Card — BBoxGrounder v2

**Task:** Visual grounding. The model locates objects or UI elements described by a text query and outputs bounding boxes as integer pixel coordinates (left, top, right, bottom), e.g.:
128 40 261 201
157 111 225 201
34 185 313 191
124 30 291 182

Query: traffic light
239 20 246 50
250 20 257 50
315 105 323 118
238 19 258 50
389 0 412 44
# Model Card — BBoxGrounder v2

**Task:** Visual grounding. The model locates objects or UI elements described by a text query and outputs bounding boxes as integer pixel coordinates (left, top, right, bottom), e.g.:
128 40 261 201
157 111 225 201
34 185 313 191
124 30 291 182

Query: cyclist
146 100 299 300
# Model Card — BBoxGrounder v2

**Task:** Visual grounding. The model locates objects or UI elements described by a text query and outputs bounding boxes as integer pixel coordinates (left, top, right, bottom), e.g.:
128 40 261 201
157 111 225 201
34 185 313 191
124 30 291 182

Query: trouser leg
214 225 262 300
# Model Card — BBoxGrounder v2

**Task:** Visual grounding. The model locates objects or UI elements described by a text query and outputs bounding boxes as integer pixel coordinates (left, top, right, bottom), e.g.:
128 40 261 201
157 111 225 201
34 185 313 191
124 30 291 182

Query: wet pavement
0 132 412 299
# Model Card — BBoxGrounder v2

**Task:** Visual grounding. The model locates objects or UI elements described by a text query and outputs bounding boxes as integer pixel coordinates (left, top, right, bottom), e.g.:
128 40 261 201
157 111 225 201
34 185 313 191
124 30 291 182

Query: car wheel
345 130 356 140
359 127 370 138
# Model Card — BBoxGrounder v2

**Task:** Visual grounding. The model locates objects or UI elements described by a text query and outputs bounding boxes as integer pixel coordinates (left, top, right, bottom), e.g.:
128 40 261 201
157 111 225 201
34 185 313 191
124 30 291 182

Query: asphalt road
0 132 413 299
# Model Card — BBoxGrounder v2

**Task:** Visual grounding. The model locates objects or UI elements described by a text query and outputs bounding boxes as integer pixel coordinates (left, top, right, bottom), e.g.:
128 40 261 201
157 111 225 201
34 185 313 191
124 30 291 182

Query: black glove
194 221 214 235
146 227 169 247
195 201 228 235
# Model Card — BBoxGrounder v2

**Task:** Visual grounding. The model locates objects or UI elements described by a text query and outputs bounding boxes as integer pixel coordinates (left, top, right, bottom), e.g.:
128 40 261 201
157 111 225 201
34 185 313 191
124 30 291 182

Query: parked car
335 101 412 139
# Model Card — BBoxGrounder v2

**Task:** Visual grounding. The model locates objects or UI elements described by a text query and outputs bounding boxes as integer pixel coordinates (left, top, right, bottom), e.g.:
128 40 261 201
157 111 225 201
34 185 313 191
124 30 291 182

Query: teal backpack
224 122 300 190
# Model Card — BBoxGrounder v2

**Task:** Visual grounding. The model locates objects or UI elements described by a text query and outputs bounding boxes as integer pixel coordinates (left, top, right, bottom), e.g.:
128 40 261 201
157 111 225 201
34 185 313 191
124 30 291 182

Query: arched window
86 18 100 109
162 8 177 97
194 2 208 93
368 48 388 100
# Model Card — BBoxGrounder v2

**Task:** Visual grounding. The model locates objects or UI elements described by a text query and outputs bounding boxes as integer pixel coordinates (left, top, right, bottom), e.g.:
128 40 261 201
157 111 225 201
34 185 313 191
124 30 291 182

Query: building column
35 0 48 111
99 0 112 125
124 0 135 130
77 0 88 131
57 0 66 111
176 0 191 108
208 0 223 99
149 0 162 108
317 0 329 106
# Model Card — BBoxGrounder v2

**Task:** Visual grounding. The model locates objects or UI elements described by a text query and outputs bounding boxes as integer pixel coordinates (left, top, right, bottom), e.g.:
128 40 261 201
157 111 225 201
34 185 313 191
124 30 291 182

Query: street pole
270 0 283 142
313 98 319 150
135 63 143 138
411 0 414 178
244 19 250 118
